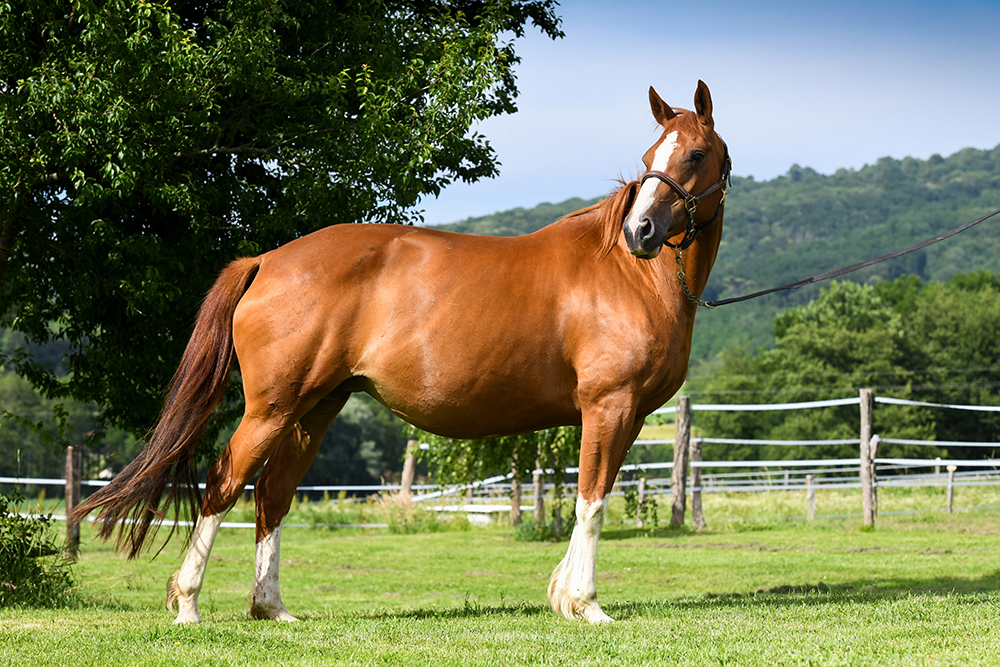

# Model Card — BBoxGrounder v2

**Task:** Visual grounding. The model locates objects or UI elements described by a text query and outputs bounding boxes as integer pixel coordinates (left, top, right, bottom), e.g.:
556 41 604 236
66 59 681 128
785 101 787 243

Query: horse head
622 80 730 258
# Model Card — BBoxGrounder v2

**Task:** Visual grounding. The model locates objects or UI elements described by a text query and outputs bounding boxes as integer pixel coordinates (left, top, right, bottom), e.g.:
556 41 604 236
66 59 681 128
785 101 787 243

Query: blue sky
418 0 1000 225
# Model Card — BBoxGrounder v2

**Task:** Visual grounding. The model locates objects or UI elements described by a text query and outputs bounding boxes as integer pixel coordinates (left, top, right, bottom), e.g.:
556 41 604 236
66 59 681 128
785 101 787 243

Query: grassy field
4 489 1000 665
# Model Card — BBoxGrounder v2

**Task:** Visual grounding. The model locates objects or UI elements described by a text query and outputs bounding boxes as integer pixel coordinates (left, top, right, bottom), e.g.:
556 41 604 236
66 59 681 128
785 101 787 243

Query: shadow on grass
358 596 550 621
601 521 789 542
600 526 697 541
604 569 1000 619
352 570 1000 623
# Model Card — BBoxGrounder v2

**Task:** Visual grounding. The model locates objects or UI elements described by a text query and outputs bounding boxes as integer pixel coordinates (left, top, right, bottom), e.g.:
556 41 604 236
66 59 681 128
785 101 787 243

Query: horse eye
690 150 706 163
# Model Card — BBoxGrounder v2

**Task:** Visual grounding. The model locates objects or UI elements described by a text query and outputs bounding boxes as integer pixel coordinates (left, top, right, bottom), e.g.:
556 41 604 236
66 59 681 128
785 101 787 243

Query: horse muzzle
622 216 664 258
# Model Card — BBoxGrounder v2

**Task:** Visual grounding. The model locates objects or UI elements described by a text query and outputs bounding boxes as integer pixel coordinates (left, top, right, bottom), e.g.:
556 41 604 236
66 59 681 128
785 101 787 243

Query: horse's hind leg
168 412 296 624
249 396 345 621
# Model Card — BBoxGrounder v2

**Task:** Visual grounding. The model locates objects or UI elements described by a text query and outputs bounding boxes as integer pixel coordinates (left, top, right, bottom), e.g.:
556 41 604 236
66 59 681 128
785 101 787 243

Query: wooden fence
5 388 999 536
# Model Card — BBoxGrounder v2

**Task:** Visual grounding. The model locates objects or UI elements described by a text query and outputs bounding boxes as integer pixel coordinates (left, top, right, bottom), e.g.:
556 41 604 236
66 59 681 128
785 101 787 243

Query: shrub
0 488 76 608
623 480 659 532
514 518 573 542
380 496 471 535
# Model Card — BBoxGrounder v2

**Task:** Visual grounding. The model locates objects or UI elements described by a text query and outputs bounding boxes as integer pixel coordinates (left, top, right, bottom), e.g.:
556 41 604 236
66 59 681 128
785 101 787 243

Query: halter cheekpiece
639 142 732 251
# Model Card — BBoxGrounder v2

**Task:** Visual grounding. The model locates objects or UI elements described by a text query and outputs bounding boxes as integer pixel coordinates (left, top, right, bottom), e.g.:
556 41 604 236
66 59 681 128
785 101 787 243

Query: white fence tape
875 458 1000 468
652 396 860 415
635 437 860 446
875 396 1000 412
650 395 1000 416
879 437 1000 448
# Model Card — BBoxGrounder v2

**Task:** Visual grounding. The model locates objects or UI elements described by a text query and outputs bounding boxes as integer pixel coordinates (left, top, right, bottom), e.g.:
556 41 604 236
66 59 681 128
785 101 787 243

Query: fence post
635 476 646 529
946 465 957 514
690 436 706 529
64 445 82 560
399 440 418 503
870 434 879 517
510 451 522 526
671 396 691 527
806 474 816 521
859 388 876 528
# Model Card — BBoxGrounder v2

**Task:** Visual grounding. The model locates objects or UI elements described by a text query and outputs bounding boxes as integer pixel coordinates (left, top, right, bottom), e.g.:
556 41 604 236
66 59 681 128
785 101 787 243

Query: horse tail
70 257 261 559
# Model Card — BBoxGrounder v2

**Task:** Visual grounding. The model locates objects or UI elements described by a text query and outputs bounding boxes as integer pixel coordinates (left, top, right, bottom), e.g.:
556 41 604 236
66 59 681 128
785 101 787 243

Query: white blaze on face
625 131 679 235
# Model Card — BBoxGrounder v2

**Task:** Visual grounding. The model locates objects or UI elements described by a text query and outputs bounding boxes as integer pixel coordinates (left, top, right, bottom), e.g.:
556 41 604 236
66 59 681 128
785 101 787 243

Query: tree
0 0 562 448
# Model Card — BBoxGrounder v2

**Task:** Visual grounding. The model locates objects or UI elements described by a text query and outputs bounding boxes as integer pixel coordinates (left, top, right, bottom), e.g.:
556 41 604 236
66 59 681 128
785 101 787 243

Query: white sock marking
252 519 297 621
548 494 613 623
173 513 225 624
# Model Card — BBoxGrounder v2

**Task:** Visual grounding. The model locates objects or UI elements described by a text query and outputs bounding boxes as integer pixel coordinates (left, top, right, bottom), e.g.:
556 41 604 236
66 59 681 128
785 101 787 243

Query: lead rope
702 207 1000 308
674 248 715 309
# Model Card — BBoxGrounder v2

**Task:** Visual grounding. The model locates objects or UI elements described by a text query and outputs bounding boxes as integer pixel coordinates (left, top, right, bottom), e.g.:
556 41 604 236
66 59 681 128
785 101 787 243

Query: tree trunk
533 448 545 526
551 451 563 536
399 440 418 504
671 396 691 527
510 452 522 526
0 205 22 306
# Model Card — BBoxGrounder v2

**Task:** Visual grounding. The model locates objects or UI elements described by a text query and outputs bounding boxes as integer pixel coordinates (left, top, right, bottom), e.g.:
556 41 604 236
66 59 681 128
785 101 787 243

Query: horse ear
648 86 677 126
694 80 713 126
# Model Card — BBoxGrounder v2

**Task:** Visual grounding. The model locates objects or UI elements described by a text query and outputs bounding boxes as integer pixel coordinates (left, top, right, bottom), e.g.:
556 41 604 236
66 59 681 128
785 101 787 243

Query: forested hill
432 145 1000 360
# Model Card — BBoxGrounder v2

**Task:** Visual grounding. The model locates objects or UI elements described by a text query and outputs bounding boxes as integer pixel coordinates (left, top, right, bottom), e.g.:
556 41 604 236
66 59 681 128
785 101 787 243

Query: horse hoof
173 608 202 624
249 603 298 622
548 581 614 623
582 606 614 624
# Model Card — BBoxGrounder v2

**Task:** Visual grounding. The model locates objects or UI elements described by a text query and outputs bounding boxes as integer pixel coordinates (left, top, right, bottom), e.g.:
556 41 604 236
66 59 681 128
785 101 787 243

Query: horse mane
562 179 639 258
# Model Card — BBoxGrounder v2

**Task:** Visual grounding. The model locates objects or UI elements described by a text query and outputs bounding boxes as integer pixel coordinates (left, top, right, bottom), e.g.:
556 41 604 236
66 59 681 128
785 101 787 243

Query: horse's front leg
548 399 641 623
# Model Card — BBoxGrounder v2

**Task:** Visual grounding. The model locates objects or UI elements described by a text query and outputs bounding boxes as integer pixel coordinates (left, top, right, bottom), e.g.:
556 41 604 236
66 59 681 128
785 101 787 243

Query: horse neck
672 213 724 307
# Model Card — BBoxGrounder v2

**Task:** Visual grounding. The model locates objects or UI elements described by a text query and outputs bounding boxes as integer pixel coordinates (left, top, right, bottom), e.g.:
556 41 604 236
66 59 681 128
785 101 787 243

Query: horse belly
357 326 580 439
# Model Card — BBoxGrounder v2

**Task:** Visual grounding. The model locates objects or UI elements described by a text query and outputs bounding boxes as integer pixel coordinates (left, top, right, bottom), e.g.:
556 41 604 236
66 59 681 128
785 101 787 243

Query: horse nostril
638 218 655 242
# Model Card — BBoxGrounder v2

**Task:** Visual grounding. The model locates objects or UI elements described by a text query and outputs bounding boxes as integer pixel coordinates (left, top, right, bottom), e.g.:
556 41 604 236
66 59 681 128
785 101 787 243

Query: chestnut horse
73 81 730 624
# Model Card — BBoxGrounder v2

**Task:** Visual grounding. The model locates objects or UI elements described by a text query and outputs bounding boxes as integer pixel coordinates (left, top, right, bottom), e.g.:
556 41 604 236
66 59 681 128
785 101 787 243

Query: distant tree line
691 273 1000 463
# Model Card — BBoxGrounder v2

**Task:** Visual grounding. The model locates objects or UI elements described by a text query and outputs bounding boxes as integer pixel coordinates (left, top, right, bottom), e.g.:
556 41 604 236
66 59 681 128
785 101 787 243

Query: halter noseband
639 142 732 251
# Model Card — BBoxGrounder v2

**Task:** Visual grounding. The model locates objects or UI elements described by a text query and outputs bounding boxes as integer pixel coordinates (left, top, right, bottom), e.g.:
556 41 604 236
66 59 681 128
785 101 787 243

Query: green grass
4 489 1000 665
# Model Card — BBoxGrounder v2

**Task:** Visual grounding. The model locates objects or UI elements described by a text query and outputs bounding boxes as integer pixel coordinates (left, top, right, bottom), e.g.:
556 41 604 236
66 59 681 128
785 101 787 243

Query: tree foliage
413 424 581 499
692 275 1000 462
0 0 562 446
300 394 409 488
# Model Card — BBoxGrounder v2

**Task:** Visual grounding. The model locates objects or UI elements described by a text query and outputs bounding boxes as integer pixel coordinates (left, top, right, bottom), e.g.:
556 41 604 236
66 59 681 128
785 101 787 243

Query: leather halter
639 142 732 250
